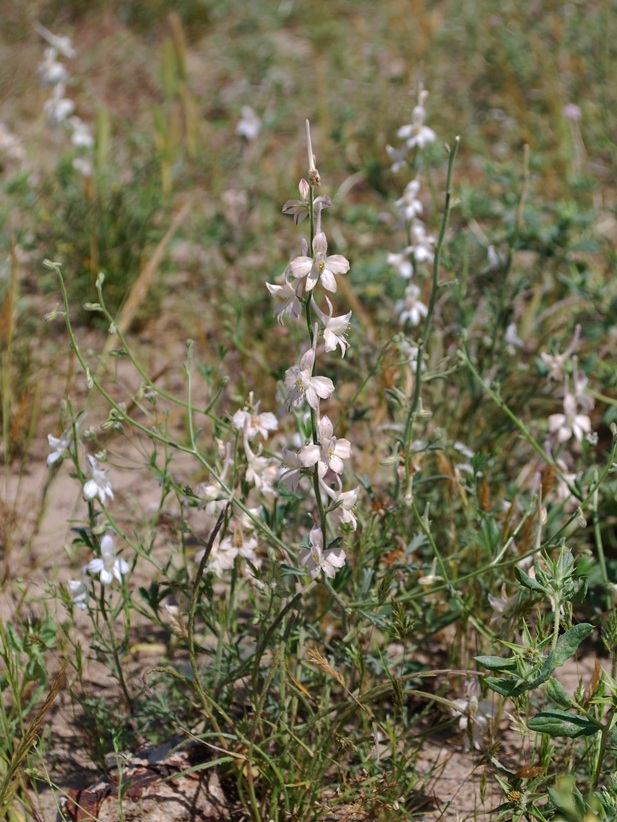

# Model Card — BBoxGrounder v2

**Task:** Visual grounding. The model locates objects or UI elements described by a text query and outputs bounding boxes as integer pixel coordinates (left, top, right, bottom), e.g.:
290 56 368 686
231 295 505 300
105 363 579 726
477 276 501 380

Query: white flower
43 83 75 126
236 106 261 141
312 296 352 357
38 47 69 86
395 284 428 327
288 231 350 293
540 325 581 381
86 534 129 586
299 525 346 580
394 179 423 223
385 143 408 173
387 249 414 280
397 90 436 151
284 347 334 411
548 393 591 443
68 575 88 610
397 339 424 372
409 220 435 264
266 279 303 324
69 116 94 148
83 455 114 504
47 428 72 466
504 323 524 350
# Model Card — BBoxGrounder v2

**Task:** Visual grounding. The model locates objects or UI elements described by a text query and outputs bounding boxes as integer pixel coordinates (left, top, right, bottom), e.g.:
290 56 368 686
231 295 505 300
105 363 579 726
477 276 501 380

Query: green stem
591 701 617 792
400 137 460 499
99 586 133 714
187 506 229 743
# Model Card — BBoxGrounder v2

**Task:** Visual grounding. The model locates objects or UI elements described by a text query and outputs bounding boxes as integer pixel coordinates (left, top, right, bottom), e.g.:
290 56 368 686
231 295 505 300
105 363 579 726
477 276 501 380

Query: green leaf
528 710 599 739
485 677 520 697
514 566 545 592
475 655 518 673
553 624 594 666
546 677 572 708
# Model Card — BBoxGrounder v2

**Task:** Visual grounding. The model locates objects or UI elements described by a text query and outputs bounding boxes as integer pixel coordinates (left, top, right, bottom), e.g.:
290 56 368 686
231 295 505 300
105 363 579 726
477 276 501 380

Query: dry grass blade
0 665 67 819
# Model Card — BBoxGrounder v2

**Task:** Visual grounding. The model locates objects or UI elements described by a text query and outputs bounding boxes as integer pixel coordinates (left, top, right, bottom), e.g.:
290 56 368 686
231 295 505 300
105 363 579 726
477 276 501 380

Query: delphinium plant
42 118 395 819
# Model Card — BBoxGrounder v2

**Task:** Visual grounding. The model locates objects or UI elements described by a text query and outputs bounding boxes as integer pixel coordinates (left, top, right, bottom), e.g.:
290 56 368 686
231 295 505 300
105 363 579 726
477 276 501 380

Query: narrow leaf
475 655 518 673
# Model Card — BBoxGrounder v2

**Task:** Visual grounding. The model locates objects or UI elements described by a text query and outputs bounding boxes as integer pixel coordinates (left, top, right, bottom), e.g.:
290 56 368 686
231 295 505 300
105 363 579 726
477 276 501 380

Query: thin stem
591 701 617 792
187 505 229 744
401 137 460 499
98 586 133 714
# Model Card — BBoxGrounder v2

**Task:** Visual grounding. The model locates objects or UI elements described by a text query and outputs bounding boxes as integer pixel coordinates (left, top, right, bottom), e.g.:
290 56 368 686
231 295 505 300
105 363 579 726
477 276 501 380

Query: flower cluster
47 419 129 610
387 87 437 331
36 23 94 177
265 122 358 580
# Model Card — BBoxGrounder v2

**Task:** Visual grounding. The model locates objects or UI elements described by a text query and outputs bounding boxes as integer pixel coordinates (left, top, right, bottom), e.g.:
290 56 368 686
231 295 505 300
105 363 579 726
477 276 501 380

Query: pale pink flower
314 415 351 478
280 447 306 492
312 296 352 356
69 116 94 148
548 393 591 443
288 231 350 293
451 683 496 751
332 486 360 530
299 525 346 580
207 517 259 577
266 279 303 324
385 143 408 173
488 584 519 627
284 347 334 410
246 455 278 495
563 103 582 122
540 325 581 381
232 405 278 441
282 179 331 225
